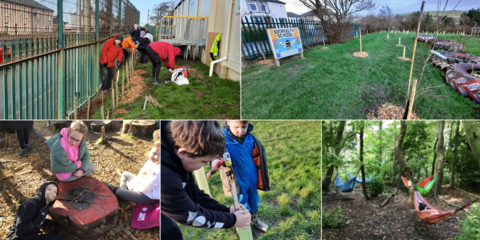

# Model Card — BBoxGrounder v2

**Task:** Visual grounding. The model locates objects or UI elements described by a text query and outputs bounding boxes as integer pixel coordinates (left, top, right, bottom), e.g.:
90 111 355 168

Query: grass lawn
91 56 240 119
179 121 321 240
241 32 480 119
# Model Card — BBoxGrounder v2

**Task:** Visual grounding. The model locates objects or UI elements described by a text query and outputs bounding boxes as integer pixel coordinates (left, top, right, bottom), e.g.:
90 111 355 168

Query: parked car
0 40 12 64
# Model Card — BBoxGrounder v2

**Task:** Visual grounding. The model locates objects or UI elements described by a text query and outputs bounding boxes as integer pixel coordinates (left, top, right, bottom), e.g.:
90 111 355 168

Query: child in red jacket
146 42 181 85
100 34 123 90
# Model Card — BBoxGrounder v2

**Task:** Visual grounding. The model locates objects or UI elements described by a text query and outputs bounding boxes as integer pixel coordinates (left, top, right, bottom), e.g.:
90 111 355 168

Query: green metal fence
1 0 140 119
242 16 325 60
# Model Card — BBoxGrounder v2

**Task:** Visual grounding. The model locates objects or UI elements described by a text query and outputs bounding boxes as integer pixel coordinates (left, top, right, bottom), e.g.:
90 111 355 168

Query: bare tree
379 4 394 31
149 1 174 26
299 0 378 43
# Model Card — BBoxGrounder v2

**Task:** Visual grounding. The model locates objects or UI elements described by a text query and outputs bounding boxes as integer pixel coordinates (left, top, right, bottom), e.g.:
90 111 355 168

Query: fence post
110 0 114 36
56 0 65 119
126 0 129 33
96 0 100 92
118 0 122 34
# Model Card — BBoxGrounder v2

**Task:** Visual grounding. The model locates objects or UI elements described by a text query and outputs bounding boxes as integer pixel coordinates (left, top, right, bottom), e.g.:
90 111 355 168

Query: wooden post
111 87 115 119
399 37 401 45
406 1 425 108
73 97 77 120
231 181 254 240
115 71 119 106
275 59 280 67
360 28 362 53
193 168 211 196
122 66 125 96
101 126 105 142
407 79 418 119
403 46 406 58
101 91 104 119
106 109 109 120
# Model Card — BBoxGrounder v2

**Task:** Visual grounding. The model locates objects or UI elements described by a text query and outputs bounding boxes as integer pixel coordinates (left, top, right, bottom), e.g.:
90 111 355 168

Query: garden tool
207 158 225 178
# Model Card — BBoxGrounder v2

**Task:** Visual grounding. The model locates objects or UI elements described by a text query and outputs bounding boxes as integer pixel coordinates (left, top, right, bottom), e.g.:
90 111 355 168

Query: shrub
322 206 344 228
369 176 385 197
457 203 480 240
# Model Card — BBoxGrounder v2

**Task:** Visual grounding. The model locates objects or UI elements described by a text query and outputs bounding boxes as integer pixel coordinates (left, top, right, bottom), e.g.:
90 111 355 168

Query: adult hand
233 210 251 229
168 68 175 73
230 203 245 214
211 159 223 171
73 170 84 177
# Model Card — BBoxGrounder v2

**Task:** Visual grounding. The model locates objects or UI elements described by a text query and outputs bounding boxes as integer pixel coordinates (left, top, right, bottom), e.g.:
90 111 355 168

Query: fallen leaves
367 102 422 120
0 121 159 239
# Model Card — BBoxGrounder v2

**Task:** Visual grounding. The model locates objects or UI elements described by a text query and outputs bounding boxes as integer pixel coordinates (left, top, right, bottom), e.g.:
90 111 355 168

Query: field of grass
92 57 240 119
242 32 480 119
178 121 321 240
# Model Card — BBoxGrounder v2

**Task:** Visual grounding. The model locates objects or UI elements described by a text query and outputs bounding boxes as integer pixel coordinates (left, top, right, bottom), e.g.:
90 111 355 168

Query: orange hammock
414 191 478 224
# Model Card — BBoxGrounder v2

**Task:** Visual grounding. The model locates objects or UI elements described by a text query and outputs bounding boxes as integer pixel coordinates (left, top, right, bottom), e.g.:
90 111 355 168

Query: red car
0 40 12 64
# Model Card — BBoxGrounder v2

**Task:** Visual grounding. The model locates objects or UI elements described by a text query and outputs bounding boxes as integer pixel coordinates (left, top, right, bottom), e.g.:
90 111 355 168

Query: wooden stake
231 180 254 240
359 28 362 53
73 96 77 120
403 46 406 58
111 88 115 119
406 1 425 110
115 71 119 106
122 66 125 96
106 109 109 120
101 126 105 142
407 78 418 120
101 91 104 119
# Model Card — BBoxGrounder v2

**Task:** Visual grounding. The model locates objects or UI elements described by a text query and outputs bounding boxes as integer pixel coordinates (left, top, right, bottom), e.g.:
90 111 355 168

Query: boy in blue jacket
211 120 271 232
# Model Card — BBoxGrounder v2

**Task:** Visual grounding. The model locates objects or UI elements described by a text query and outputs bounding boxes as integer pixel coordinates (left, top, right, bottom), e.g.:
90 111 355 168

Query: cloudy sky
283 0 480 15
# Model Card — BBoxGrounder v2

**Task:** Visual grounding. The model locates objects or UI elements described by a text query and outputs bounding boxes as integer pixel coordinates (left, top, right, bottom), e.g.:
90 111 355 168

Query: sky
282 0 480 16
130 0 480 25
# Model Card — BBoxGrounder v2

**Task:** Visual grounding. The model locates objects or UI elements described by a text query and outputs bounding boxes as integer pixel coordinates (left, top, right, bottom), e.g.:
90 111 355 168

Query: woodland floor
0 121 159 240
322 184 478 240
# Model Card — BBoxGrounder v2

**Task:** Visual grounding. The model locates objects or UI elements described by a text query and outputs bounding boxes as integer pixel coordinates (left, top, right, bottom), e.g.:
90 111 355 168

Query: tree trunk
461 121 480 170
390 122 397 186
377 121 383 174
434 121 445 198
431 138 438 177
322 121 347 192
360 121 370 200
449 121 460 189
396 121 415 203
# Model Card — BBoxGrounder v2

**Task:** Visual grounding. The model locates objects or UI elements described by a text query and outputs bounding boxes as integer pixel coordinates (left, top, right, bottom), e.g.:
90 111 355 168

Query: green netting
415 177 436 196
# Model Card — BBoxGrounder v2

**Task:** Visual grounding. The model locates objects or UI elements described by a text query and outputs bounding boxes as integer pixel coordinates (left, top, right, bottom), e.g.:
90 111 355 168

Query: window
23 7 27 18
188 0 196 16
308 16 311 20
48 25 50 32
24 23 27 33
35 23 38 33
236 0 241 13
5 22 8 32
248 1 268 13
48 12 51 21
248 2 258 11
35 9 38 19
4 3 7 16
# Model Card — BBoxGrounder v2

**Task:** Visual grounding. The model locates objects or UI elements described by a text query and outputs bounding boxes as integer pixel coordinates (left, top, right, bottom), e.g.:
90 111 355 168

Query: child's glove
103 62 108 67
50 221 60 234
168 68 175 73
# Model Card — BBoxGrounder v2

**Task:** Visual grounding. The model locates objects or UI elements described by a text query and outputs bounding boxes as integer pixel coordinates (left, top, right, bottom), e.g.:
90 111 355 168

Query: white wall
241 0 287 19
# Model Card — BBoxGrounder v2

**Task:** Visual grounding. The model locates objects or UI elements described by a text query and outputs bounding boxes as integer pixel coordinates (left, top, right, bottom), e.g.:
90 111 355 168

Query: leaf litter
0 121 158 239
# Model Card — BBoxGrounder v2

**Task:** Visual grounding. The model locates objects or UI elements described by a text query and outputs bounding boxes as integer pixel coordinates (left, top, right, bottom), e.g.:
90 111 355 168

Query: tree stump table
122 120 156 138
49 177 119 238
